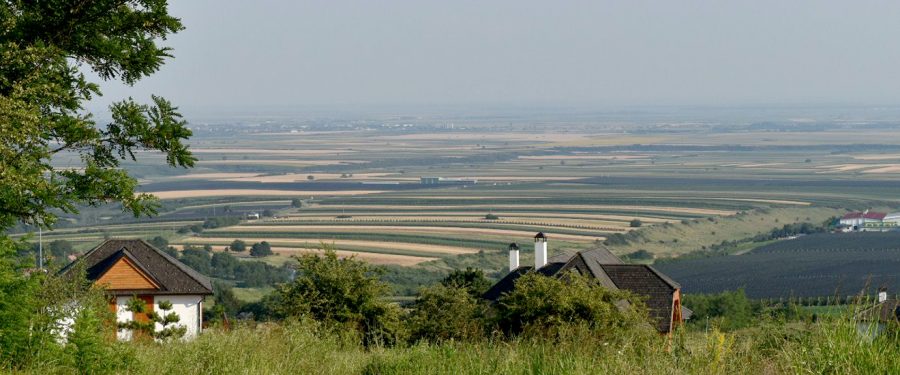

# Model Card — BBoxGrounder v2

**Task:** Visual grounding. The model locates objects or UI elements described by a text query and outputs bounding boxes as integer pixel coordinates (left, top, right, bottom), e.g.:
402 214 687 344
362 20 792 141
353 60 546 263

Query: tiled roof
60 239 213 296
842 212 887 220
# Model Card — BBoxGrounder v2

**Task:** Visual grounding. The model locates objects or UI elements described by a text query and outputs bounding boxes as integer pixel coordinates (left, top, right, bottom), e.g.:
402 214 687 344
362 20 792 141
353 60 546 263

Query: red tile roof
842 211 886 220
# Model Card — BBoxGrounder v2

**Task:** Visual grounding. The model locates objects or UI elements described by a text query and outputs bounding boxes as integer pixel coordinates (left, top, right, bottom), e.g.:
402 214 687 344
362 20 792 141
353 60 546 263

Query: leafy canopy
0 0 194 231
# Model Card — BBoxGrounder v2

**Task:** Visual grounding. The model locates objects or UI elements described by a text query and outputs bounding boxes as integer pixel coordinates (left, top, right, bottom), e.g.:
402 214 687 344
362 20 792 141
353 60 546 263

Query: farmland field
13 111 900 298
655 232 900 298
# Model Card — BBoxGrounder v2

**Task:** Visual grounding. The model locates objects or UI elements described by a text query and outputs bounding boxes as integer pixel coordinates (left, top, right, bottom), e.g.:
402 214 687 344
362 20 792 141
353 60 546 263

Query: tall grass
20 313 898 374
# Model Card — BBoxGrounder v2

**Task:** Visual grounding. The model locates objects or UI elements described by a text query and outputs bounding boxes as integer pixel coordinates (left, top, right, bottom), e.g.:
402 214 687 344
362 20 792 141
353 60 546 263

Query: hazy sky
88 1 900 114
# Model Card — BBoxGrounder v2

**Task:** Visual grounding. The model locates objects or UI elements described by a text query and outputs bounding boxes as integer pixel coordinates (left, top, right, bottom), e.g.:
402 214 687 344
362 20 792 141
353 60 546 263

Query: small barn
59 239 213 340
484 233 684 334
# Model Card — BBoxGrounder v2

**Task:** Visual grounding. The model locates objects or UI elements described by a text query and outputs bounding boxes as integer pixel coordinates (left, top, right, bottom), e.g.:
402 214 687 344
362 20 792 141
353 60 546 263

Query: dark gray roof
60 239 213 296
599 264 679 333
483 245 682 333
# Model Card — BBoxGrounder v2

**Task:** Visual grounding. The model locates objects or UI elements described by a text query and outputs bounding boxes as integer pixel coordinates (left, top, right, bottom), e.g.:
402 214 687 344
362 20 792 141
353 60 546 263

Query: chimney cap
534 232 547 240
508 242 519 251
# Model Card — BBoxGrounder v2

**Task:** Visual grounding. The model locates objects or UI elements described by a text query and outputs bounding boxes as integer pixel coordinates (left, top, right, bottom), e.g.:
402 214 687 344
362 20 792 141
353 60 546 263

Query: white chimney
534 232 547 269
508 243 520 271
878 287 888 303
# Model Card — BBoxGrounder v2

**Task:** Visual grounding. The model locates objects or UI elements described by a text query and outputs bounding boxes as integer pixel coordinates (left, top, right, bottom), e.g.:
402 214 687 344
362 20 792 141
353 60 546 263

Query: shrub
441 268 491 297
494 272 648 338
629 219 642 228
484 213 500 220
229 239 247 252
625 249 654 261
408 285 486 343
291 198 303 208
250 241 273 257
275 246 406 346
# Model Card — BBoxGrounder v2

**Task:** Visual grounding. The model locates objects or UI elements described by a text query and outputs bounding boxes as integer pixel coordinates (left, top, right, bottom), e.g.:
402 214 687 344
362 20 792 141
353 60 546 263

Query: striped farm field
307 204 736 217
172 244 435 266
207 225 603 242
180 237 479 255
198 231 527 250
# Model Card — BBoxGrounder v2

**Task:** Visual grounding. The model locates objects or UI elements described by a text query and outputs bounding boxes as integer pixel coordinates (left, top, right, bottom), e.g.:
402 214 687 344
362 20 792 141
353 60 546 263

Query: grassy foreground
25 317 899 374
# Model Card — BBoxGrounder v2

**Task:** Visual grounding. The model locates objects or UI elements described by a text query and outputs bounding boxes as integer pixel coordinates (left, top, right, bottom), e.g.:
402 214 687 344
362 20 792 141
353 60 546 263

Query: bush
250 241 273 257
441 268 491 297
494 272 648 337
408 285 486 343
275 246 406 346
629 219 642 228
625 249 654 261
484 213 500 220
291 198 303 208
229 239 246 252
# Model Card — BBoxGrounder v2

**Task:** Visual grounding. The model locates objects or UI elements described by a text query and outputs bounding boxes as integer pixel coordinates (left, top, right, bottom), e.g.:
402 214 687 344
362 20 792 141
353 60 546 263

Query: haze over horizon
88 1 900 115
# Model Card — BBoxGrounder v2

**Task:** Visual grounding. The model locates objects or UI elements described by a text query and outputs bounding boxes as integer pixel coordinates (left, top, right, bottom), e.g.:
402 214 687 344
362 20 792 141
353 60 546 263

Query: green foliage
178 248 290 287
440 267 491 297
291 198 303 208
148 236 169 251
495 272 649 338
275 246 406 346
202 216 241 229
229 239 247 252
0 0 192 231
630 218 643 228
683 289 754 330
408 285 486 343
119 297 186 342
249 241 273 257
625 249 654 261
483 213 500 220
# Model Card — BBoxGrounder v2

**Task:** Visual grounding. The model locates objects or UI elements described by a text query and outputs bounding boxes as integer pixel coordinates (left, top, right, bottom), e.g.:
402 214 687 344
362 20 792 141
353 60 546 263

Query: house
483 233 684 334
839 210 887 231
856 288 899 339
59 239 213 340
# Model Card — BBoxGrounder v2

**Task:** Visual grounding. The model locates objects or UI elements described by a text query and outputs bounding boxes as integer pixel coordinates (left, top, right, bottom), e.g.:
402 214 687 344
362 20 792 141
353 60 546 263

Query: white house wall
115 296 134 341
154 295 204 340
114 295 204 341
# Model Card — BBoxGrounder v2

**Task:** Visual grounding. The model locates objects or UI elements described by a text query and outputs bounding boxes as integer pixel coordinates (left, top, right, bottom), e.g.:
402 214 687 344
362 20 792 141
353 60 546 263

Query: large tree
0 1 190 367
0 0 194 234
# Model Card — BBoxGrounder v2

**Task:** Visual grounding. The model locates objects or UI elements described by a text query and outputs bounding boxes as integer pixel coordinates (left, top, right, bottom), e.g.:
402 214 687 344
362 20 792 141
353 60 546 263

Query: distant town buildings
839 210 900 232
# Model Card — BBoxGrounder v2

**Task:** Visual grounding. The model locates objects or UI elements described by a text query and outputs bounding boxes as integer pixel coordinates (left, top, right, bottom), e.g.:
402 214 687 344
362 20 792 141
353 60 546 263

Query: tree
275 246 405 346
262 209 275 217
306 175 315 181
495 272 647 337
291 198 303 208
0 1 193 233
441 267 491 297
48 239 75 259
148 236 169 250
230 239 247 252
629 219 643 228
0 1 189 367
250 241 273 257
484 213 500 220
408 285 485 343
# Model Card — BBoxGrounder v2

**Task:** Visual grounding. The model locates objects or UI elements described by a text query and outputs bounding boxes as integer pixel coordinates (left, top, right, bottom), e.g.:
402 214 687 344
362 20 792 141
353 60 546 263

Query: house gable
95 256 161 291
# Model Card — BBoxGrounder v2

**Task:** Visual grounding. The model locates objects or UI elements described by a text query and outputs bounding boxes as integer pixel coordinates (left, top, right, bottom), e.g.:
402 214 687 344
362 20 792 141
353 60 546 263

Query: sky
87 1 900 115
